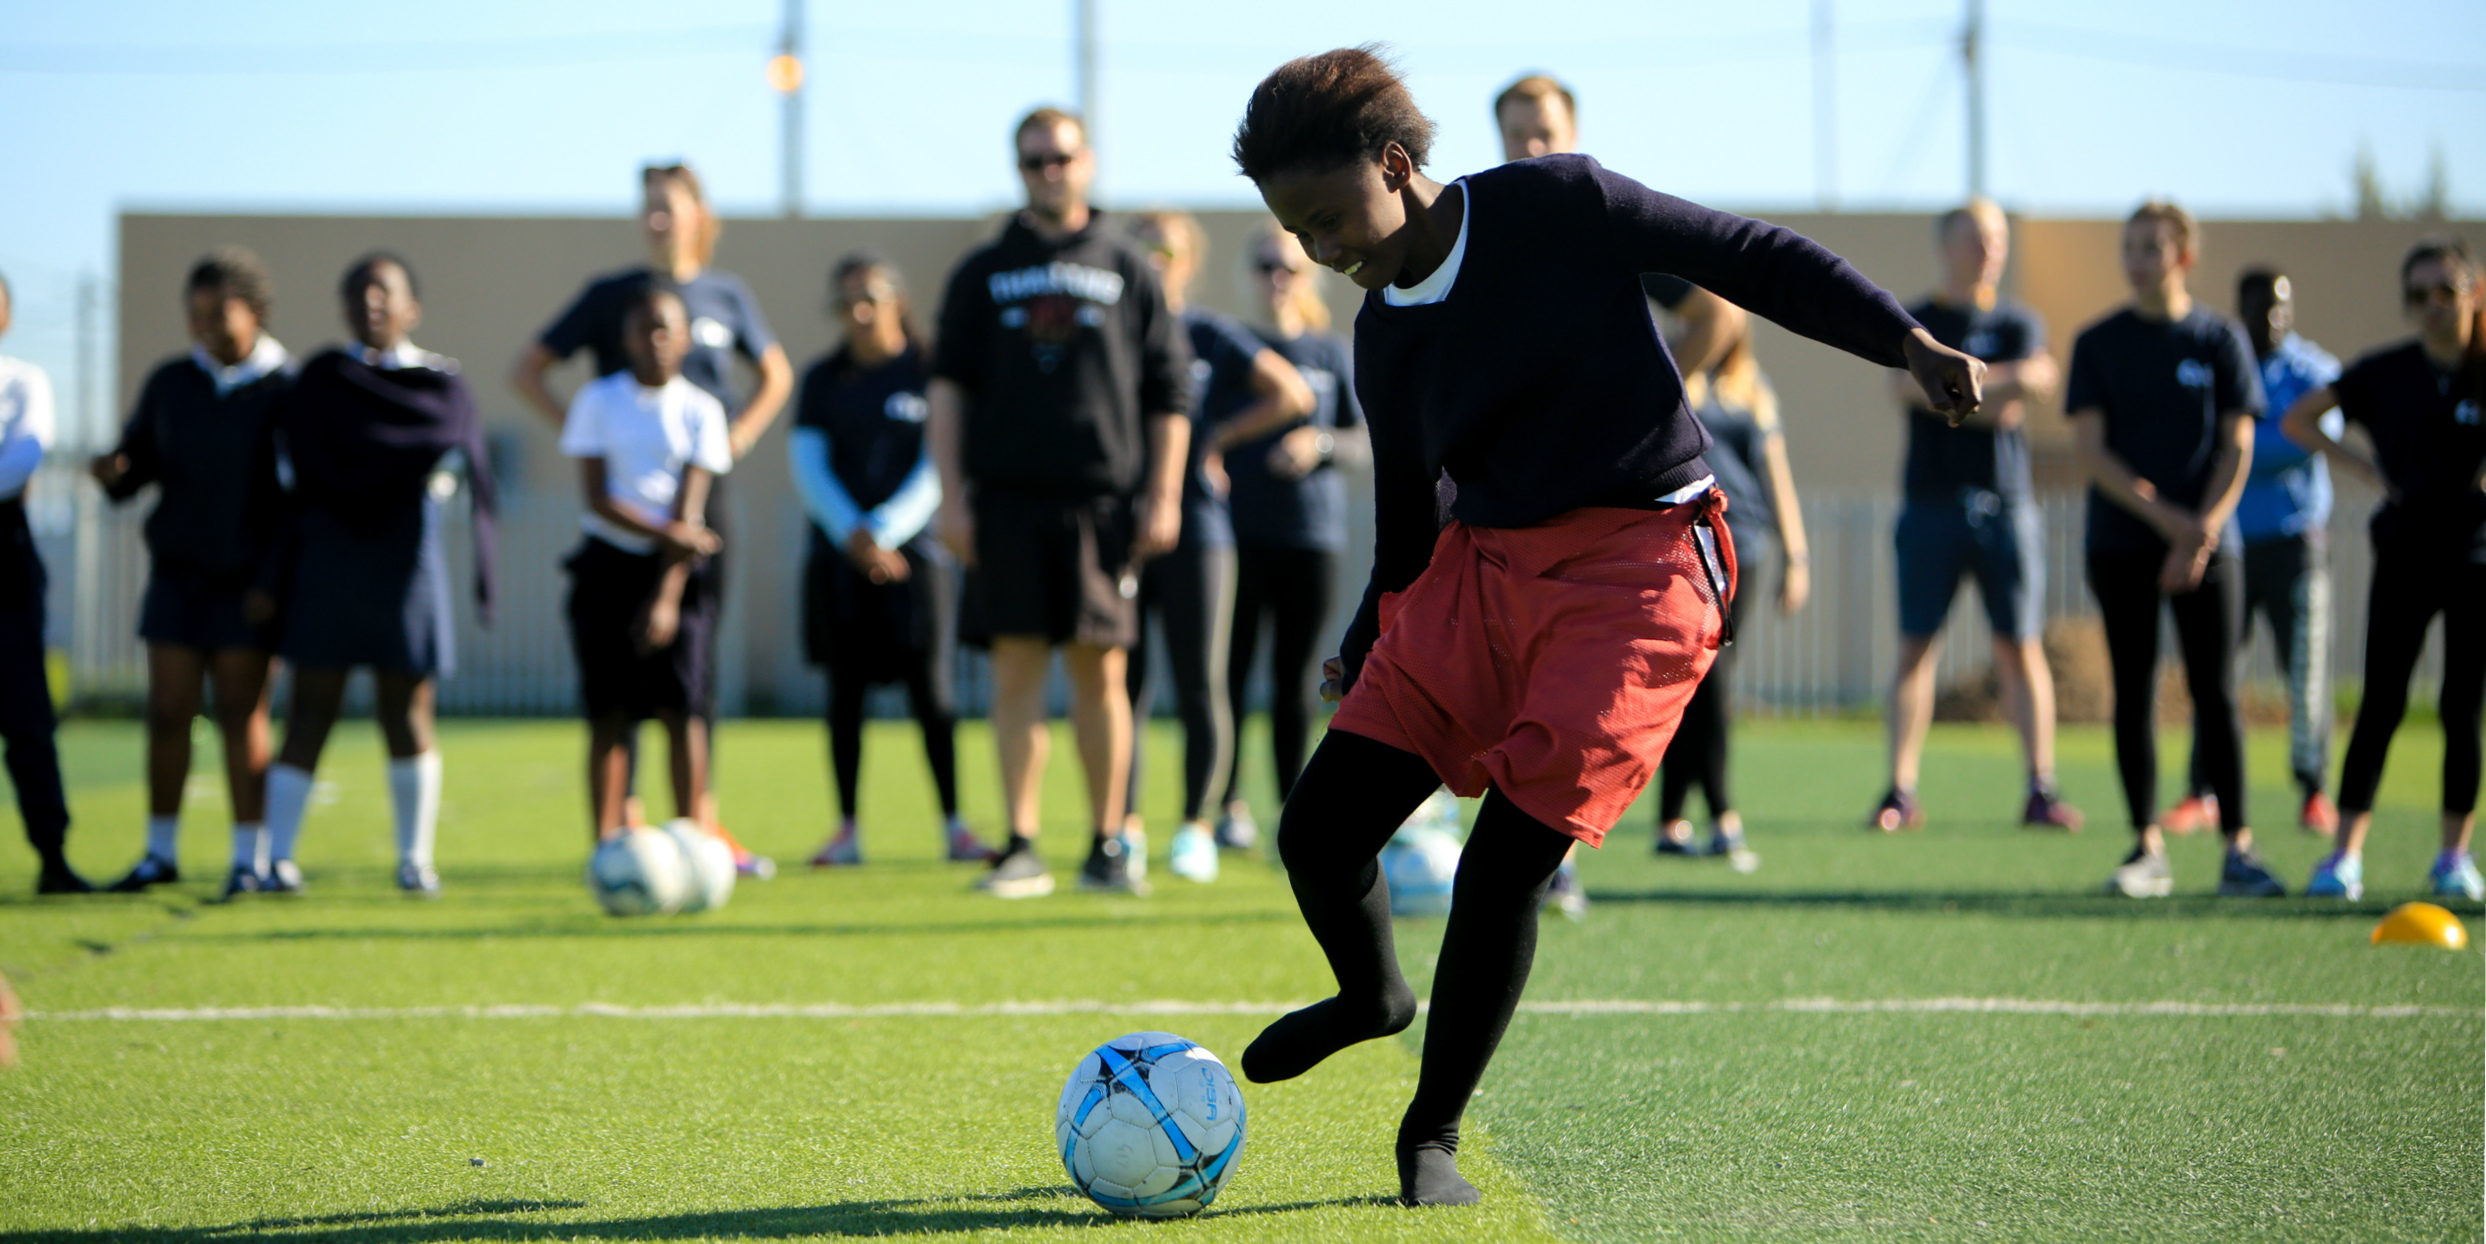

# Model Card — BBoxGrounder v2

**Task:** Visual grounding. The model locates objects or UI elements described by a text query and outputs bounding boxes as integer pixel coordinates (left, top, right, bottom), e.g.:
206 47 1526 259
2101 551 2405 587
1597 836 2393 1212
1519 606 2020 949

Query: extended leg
1242 731 1442 1085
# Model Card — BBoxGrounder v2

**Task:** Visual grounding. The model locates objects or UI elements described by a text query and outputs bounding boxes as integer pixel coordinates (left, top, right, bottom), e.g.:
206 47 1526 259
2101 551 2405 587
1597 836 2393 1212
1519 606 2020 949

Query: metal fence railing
34 463 2442 721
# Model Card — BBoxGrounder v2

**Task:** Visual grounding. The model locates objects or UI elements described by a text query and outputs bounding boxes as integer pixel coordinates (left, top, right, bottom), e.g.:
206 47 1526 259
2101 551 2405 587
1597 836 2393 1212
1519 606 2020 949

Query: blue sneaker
2429 852 2484 901
2217 849 2287 898
2305 852 2363 900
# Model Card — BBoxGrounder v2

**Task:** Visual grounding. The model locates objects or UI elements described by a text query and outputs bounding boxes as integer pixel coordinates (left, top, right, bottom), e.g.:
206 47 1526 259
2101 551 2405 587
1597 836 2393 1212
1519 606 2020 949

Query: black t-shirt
1693 385 1776 551
1228 328 1363 551
2330 340 2486 558
2066 307 2264 556
1904 296 2046 497
794 344 930 513
1179 308 1266 549
931 212 1190 498
538 266 778 413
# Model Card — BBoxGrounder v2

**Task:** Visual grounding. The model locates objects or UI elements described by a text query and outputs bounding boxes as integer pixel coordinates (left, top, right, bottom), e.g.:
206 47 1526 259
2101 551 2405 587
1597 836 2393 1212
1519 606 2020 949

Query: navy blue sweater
1342 154 1922 685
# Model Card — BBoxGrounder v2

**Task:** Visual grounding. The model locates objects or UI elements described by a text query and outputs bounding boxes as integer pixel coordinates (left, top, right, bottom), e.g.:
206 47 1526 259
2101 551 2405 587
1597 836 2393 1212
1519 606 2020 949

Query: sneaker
2163 795 2218 836
2021 787 2084 833
1169 823 1219 883
1655 819 1699 855
1868 787 1924 833
397 862 442 897
2105 845 2173 898
1541 858 1588 920
2218 849 2287 898
1078 834 1148 896
35 859 94 895
1121 827 1149 890
2429 852 2485 902
2305 852 2363 900
809 825 863 868
1214 802 1259 851
709 825 774 880
107 854 179 893
265 859 306 895
1705 827 1760 874
2299 791 2339 837
977 841 1055 899
218 865 266 902
944 824 998 864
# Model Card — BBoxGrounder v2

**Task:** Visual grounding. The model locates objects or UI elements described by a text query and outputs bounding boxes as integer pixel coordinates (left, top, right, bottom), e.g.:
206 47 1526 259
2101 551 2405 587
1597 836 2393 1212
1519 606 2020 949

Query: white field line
24 997 2476 1022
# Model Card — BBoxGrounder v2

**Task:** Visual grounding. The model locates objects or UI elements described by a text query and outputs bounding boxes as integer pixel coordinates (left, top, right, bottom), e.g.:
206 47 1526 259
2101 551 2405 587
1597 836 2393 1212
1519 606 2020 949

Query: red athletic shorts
1328 495 1736 847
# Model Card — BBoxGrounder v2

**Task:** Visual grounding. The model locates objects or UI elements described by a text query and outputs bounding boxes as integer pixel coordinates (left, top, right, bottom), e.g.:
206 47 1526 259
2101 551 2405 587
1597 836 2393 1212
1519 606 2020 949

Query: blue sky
2 0 2481 430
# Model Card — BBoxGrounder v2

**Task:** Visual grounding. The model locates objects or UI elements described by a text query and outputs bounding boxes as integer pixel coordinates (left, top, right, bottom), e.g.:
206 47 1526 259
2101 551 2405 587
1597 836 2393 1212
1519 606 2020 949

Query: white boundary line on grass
24 997 2475 1022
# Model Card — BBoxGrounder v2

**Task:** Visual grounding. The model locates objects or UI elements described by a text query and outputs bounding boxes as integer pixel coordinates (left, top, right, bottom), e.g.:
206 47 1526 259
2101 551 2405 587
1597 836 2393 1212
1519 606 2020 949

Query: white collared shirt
559 371 733 554
353 340 456 373
191 334 289 395
0 353 56 500
1381 178 1472 308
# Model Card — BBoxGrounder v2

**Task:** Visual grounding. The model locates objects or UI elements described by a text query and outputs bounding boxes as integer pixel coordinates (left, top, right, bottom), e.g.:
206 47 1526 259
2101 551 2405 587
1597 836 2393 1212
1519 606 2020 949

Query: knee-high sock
146 815 180 864
389 752 442 870
230 823 267 871
265 763 315 862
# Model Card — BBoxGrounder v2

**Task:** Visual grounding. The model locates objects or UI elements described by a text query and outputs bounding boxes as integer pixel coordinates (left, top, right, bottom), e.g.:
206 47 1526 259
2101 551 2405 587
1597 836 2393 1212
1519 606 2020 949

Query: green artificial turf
0 715 2478 1242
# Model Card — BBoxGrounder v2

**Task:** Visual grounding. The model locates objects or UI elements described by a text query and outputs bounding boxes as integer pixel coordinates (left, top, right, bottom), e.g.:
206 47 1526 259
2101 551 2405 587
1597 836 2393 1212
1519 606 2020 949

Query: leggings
0 542 68 858
2088 547 2247 833
1657 579 1752 823
2189 532 2330 796
1224 545 1336 806
825 654 960 822
1126 538 1235 824
2337 555 2485 816
1277 729 1575 1155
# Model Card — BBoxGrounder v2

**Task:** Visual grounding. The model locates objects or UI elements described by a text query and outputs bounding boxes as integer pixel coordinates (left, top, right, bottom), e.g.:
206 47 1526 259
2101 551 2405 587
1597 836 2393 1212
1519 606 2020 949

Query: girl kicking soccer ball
1228 47 1984 1206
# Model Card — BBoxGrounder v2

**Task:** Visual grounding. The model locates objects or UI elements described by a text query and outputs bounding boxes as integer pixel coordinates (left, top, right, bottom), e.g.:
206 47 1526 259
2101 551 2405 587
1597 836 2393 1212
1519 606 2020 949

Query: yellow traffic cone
2371 902 2470 950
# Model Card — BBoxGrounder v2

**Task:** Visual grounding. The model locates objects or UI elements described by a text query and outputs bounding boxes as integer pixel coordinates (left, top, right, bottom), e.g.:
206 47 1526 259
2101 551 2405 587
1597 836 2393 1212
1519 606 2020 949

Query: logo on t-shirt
884 392 929 424
2175 359 2214 389
692 317 735 349
1963 331 1998 358
2457 399 2482 427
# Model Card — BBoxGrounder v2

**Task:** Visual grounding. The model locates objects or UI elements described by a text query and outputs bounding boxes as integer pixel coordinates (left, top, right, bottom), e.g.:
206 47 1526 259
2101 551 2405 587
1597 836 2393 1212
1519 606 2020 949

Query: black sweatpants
1657 578 1753 823
0 538 68 861
2088 547 2248 833
1224 545 1336 806
2337 554 2485 816
1126 538 1234 824
2189 532 2331 797
1275 729 1575 1158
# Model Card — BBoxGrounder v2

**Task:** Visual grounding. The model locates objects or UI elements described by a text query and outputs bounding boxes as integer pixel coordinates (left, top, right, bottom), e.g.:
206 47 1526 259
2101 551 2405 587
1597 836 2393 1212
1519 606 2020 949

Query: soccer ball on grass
1056 1032 1246 1217
586 827 692 916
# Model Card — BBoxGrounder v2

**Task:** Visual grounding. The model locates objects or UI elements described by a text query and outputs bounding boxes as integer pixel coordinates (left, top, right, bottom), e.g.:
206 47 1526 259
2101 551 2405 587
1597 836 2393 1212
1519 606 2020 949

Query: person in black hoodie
1227 47 1982 1206
256 254 496 898
95 248 293 901
928 107 1192 900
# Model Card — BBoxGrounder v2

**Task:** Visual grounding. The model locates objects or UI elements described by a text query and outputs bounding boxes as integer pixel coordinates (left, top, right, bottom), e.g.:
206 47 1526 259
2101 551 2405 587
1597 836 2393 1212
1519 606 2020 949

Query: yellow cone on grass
2371 902 2469 950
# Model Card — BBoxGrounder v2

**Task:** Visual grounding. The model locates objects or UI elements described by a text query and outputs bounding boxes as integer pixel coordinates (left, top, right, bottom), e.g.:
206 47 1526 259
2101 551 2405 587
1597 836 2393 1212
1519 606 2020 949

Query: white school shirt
0 353 56 500
559 371 733 554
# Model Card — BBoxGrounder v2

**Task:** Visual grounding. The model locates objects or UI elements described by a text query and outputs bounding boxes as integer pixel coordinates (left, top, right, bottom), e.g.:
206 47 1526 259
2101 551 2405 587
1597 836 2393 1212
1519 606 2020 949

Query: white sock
230 822 267 872
146 815 180 863
265 764 314 863
389 752 442 871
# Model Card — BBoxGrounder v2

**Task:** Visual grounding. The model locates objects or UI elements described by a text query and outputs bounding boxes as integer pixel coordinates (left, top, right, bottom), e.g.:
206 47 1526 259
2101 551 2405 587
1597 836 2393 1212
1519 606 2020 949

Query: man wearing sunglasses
928 107 1193 898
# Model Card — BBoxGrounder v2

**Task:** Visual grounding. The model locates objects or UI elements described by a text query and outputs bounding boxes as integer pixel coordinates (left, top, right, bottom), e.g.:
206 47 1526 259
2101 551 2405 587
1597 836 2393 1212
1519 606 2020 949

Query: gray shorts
1895 491 2044 640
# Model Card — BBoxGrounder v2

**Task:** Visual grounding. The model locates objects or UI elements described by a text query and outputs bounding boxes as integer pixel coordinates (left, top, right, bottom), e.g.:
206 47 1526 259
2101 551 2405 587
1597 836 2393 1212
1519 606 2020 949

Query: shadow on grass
0 1187 1396 1242
1580 886 2485 921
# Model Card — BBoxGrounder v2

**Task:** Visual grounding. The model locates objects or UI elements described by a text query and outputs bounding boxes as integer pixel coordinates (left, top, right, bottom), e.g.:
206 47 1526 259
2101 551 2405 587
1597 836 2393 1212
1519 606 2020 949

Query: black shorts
960 492 1138 649
563 537 718 722
139 565 273 653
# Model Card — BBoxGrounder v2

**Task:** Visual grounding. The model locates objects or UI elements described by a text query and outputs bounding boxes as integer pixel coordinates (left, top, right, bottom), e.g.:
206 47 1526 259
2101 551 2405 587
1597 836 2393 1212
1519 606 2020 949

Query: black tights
1126 540 1234 823
1224 546 1336 806
2089 548 2247 833
1248 729 1575 1203
1658 587 1748 822
826 658 959 821
2338 556 2484 816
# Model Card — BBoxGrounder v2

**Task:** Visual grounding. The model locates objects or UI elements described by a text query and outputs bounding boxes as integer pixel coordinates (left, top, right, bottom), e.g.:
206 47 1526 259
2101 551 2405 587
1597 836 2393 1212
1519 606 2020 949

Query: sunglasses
2405 280 2472 306
1019 152 1077 172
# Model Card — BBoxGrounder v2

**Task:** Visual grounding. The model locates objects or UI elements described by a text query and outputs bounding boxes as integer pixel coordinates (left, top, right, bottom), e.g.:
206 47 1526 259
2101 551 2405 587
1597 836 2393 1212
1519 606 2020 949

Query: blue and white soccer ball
661 818 737 914
586 827 692 917
1381 790 1465 917
1056 1032 1246 1217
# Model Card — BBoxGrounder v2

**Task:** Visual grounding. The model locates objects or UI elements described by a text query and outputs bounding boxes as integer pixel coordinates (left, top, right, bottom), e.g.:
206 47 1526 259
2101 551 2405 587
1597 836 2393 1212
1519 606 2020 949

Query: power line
1995 19 2486 93
0 25 769 75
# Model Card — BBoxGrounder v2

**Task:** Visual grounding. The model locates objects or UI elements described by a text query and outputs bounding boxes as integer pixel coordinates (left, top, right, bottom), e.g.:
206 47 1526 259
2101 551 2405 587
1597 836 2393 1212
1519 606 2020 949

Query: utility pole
1812 0 1837 211
1074 0 1098 143
1962 0 1987 201
75 274 98 450
770 0 805 218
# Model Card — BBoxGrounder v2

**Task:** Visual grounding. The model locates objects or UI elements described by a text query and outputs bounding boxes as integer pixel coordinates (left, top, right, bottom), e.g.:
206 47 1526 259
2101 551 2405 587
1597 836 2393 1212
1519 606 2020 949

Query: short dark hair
341 250 420 301
1015 107 1086 148
187 246 274 322
1232 45 1437 184
1493 74 1574 125
2401 235 2478 286
626 277 685 329
2237 266 2287 304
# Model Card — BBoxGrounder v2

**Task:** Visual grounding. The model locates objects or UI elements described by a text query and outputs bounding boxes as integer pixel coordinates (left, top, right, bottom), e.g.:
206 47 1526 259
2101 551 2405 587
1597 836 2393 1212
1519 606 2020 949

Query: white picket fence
28 462 2442 720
